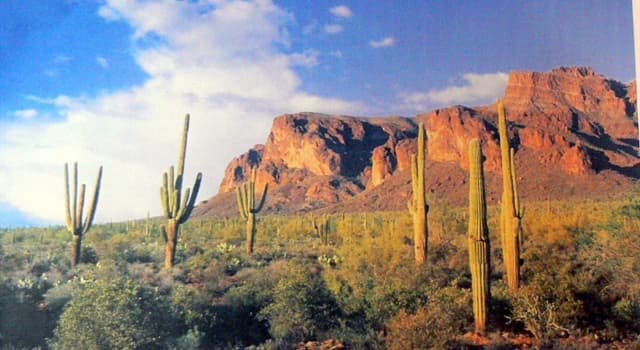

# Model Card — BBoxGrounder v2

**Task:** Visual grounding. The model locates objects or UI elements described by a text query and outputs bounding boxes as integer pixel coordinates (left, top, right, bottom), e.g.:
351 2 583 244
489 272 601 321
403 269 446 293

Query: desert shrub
216 264 284 346
0 278 57 349
520 236 584 329
509 287 569 339
168 327 205 350
385 285 471 350
49 275 178 350
611 298 640 332
80 244 99 264
260 259 340 345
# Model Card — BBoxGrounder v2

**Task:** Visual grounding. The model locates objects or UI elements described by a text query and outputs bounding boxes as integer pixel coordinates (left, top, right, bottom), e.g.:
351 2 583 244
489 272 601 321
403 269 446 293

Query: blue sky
0 0 635 226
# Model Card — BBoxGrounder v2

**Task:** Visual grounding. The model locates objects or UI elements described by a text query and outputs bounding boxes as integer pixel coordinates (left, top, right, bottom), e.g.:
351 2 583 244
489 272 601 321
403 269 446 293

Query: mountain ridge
193 66 639 218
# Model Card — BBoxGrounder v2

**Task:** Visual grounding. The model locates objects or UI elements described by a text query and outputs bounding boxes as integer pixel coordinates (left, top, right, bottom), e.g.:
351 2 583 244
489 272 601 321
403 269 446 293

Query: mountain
193 66 639 218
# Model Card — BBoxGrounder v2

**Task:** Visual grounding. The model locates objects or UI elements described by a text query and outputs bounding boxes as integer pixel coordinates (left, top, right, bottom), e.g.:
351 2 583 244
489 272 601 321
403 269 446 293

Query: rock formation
193 66 639 218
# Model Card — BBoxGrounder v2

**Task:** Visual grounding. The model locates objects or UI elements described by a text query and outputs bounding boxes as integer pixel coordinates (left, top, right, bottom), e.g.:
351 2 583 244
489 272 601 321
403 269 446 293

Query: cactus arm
168 166 177 217
160 172 170 218
254 183 268 213
176 114 189 180
72 162 78 233
76 184 86 233
176 187 190 222
249 168 256 210
82 166 103 233
410 155 418 202
510 147 520 217
417 123 426 208
408 154 418 215
174 173 182 215
498 100 516 218
64 163 73 231
179 173 202 224
236 187 248 220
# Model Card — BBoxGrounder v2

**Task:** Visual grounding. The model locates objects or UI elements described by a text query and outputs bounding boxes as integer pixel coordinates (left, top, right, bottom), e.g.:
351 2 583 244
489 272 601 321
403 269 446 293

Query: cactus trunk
71 234 82 266
498 101 522 292
468 139 490 335
246 213 256 254
164 220 178 269
408 123 429 265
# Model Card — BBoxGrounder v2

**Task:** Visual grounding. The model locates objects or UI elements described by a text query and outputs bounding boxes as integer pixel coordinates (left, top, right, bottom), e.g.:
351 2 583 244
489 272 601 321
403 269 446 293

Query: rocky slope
193 66 639 218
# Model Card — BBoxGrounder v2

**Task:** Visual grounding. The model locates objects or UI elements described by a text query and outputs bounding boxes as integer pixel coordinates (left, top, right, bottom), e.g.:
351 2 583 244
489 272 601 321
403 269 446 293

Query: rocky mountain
193 66 639 218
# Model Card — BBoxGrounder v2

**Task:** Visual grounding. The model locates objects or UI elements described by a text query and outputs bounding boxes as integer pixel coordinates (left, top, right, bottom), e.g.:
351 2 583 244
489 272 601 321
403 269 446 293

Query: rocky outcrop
193 66 640 218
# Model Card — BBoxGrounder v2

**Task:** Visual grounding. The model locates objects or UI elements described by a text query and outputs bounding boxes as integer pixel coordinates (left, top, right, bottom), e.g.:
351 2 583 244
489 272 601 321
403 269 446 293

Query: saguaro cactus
160 114 203 268
313 215 330 245
236 167 268 254
498 100 524 292
407 122 429 265
64 162 103 267
468 139 490 335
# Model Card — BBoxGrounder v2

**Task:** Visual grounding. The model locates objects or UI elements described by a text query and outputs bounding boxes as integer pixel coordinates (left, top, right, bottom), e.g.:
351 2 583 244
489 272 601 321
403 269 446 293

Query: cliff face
194 66 639 218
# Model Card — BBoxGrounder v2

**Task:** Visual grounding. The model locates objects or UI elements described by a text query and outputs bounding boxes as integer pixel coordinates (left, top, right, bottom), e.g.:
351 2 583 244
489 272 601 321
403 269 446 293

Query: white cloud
324 24 343 34
369 36 394 48
97 56 109 68
54 54 73 64
330 5 352 18
0 0 365 223
13 109 38 119
290 49 320 68
398 72 509 112
329 50 343 58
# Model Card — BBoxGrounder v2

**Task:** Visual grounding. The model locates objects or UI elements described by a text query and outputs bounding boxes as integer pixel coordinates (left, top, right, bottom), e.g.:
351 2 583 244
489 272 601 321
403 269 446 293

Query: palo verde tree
468 139 490 335
64 162 103 267
236 167 268 254
160 114 202 268
497 100 524 291
407 122 429 265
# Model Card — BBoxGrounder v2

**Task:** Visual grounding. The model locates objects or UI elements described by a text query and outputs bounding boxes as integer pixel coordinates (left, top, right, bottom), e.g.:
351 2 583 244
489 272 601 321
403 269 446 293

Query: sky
0 0 635 227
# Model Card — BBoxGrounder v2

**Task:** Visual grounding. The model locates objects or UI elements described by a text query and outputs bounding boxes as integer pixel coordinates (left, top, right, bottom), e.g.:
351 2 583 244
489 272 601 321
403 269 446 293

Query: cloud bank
0 0 364 224
398 72 508 112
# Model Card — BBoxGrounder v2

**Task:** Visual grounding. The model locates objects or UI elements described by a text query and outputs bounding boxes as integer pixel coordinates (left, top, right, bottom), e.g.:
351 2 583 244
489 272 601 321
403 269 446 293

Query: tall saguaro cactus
236 167 268 255
313 214 330 246
468 139 490 335
160 114 203 268
64 162 103 267
498 101 524 292
407 122 429 265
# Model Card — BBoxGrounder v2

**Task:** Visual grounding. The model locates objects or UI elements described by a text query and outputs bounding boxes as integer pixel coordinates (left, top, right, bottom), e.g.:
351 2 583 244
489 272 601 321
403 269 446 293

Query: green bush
49 275 178 349
260 260 340 345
